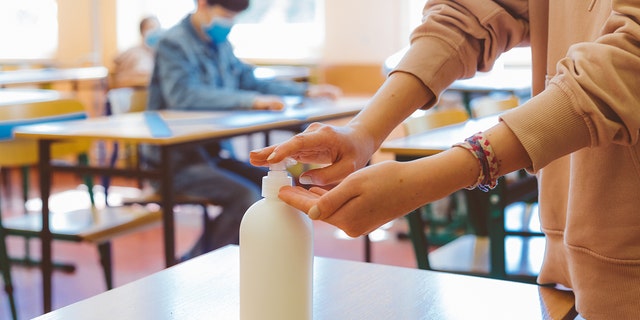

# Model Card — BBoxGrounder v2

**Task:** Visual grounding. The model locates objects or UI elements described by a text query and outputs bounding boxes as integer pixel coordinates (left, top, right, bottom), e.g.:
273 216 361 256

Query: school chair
0 225 16 320
470 93 520 118
0 98 162 314
403 101 544 283
104 88 219 255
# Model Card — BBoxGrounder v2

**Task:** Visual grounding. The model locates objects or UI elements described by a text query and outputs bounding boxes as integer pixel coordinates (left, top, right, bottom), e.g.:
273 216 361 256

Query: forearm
347 72 435 149
412 121 532 203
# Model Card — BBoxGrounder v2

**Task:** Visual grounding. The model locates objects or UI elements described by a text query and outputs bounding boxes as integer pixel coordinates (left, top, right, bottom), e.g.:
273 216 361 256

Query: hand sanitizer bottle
239 160 313 320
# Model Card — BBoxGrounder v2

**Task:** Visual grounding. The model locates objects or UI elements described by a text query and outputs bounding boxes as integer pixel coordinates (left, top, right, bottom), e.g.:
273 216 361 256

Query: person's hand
278 160 429 237
305 84 342 100
252 95 285 110
249 122 376 186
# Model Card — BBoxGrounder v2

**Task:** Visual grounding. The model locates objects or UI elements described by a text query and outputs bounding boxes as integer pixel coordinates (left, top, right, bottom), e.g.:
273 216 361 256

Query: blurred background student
112 15 162 88
144 0 340 261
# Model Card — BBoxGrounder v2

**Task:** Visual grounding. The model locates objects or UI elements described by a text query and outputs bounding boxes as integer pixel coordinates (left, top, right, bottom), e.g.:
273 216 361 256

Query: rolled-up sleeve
391 0 529 107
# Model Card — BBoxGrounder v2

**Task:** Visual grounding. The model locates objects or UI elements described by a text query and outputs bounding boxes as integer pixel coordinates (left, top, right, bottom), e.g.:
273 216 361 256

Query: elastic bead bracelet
453 132 500 192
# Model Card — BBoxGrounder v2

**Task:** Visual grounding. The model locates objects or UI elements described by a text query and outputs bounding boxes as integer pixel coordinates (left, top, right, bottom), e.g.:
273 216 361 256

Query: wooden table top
13 96 369 145
0 88 65 106
34 245 575 320
381 115 500 157
449 68 532 94
0 66 108 86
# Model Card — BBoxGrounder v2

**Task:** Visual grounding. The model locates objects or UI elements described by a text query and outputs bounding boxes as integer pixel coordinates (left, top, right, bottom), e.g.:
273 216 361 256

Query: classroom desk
12 96 369 313
449 68 532 95
0 88 65 106
0 66 108 90
34 245 576 320
381 115 499 158
380 115 529 279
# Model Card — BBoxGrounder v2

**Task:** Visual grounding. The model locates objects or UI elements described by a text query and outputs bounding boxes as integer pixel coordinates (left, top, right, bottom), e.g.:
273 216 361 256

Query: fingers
249 145 277 167
266 124 326 163
278 186 321 213
252 96 285 110
278 184 350 222
299 161 354 186
307 182 356 221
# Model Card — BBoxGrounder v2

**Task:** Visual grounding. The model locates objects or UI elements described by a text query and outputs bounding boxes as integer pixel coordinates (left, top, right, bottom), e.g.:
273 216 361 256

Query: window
120 0 323 64
230 0 324 64
0 0 58 60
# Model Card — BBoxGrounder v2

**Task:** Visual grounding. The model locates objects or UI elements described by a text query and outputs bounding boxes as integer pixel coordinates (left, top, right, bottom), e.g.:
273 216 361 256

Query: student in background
112 16 162 88
251 1 640 318
145 0 341 261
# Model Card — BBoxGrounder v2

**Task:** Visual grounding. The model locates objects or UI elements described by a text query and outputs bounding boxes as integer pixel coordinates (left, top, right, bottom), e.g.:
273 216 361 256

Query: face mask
144 29 164 48
202 18 234 44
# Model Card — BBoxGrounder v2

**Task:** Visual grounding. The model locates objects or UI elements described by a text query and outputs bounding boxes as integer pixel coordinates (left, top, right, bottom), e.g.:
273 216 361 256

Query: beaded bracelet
453 132 499 192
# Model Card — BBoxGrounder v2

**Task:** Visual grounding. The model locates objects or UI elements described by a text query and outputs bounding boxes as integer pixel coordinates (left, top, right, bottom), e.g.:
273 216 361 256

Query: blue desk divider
144 111 173 137
0 112 86 140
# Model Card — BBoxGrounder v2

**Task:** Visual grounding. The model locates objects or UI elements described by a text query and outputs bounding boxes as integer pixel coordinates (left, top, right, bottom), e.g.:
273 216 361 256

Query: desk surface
381 115 500 157
13 96 369 145
0 66 108 86
449 68 532 93
0 88 65 106
35 245 575 320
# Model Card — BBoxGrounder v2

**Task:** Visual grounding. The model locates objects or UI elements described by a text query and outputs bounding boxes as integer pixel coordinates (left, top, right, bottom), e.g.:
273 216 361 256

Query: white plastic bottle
239 160 314 320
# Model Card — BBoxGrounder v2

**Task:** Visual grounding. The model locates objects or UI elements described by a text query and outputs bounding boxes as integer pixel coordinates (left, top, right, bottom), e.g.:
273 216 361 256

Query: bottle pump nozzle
262 158 296 198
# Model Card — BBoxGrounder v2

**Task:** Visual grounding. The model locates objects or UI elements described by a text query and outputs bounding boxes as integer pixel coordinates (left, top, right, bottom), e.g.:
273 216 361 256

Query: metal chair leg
364 235 371 263
406 207 432 270
98 242 113 290
0 202 18 320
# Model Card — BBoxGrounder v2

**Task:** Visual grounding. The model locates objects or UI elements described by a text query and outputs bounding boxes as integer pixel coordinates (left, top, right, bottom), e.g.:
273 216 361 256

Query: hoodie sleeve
501 1 640 171
391 0 530 107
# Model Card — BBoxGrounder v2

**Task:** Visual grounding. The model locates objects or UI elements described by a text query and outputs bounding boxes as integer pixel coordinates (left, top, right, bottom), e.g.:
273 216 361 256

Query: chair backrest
0 99 90 166
470 94 519 118
403 108 470 136
107 87 148 115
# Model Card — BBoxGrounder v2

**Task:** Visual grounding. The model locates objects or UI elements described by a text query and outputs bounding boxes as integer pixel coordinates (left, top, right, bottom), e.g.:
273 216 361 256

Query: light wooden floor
0 169 416 320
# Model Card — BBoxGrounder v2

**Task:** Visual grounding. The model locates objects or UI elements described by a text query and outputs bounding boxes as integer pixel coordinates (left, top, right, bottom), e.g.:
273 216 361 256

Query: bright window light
230 0 324 64
0 0 58 60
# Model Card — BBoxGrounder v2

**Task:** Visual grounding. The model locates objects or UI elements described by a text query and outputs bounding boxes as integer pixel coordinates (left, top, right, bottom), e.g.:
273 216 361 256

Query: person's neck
190 12 209 42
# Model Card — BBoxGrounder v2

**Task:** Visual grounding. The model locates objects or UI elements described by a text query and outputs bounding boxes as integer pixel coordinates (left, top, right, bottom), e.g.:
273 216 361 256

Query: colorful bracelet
453 132 500 192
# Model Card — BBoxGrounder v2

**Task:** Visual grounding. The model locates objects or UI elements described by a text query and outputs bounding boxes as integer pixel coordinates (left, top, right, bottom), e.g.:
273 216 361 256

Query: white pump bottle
239 160 314 320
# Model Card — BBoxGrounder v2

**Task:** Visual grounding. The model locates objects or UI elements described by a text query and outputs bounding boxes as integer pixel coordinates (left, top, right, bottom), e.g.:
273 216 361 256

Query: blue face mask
144 29 164 48
203 18 234 44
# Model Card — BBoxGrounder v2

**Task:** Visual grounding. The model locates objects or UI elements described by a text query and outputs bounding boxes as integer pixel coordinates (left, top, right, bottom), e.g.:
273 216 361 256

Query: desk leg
487 187 507 279
160 146 176 267
38 140 54 313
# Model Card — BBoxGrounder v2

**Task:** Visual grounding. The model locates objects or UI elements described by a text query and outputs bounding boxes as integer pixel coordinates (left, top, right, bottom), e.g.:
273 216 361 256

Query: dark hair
139 16 159 34
205 0 250 12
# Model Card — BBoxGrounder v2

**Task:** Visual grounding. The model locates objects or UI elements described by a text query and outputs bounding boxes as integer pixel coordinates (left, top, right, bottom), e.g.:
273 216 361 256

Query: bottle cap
262 158 296 198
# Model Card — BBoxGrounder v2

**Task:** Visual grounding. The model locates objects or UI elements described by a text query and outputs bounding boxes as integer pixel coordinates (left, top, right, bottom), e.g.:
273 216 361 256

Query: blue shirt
148 15 308 111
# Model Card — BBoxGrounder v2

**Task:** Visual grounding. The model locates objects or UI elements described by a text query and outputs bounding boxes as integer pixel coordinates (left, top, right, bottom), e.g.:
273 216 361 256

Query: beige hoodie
393 0 640 318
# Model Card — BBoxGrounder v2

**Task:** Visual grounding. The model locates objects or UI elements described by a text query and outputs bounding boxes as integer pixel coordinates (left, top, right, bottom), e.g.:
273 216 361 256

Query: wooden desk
449 68 532 95
12 97 368 313
381 115 499 158
0 89 64 106
0 67 108 90
34 245 576 320
380 115 535 279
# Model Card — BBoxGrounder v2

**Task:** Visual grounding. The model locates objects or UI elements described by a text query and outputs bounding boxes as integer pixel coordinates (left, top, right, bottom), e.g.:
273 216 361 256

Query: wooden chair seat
427 202 544 283
121 193 215 208
2 205 161 243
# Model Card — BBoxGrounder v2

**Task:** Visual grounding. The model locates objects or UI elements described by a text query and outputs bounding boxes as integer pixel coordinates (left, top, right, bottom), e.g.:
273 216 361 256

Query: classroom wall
56 0 117 67
318 0 413 94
